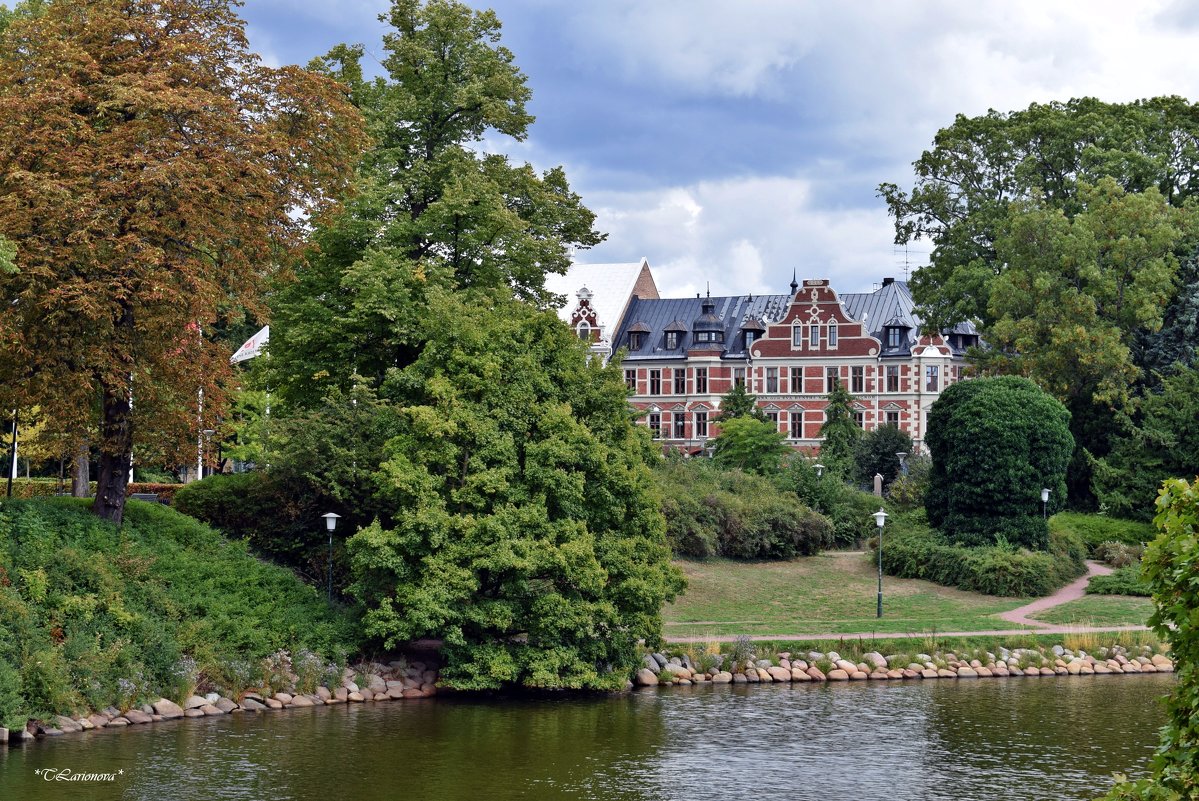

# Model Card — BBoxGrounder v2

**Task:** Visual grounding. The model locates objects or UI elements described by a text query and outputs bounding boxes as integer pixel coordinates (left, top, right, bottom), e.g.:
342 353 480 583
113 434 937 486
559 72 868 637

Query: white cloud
584 176 929 298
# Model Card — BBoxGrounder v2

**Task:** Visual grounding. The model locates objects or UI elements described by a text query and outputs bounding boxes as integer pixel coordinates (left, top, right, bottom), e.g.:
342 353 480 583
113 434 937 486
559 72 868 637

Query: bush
1087 565 1151 596
656 460 832 558
853 424 913 489
879 512 1086 597
0 497 357 723
1050 511 1156 556
886 452 931 511
776 457 886 548
1092 540 1145 568
925 376 1073 550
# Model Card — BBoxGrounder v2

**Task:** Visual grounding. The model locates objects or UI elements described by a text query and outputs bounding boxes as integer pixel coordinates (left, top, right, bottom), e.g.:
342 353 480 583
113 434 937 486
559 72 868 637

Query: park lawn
663 552 1030 638
1029 595 1155 627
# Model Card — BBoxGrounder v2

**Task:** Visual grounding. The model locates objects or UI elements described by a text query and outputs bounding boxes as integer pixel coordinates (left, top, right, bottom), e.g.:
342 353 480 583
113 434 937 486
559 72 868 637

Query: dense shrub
886 452 931 511
853 424 913 489
879 512 1086 597
925 376 1073 550
1092 540 1146 568
656 460 833 558
1087 566 1151 596
0 498 356 724
1050 511 1156 555
776 457 885 548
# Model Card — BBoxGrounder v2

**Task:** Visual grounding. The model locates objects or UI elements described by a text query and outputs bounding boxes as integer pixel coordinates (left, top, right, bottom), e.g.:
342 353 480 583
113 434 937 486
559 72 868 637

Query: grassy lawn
664 552 1030 638
1030 595 1154 627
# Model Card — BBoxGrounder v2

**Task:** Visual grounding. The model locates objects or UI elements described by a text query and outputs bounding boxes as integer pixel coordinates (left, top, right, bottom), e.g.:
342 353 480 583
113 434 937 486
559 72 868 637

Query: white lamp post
873 508 888 618
814 462 824 478
896 451 908 476
1041 487 1050 520
322 512 341 602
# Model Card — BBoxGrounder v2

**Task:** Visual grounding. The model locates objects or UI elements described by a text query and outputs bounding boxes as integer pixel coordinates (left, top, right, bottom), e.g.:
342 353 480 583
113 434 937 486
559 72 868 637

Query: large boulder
635 668 659 687
182 696 207 711
152 699 185 719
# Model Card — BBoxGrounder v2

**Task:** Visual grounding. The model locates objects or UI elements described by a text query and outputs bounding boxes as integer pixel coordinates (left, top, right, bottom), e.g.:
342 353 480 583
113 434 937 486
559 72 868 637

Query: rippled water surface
0 675 1172 801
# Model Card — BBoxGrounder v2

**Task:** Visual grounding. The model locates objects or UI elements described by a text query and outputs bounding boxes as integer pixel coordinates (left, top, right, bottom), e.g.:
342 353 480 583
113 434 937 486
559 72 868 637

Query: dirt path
996 560 1113 628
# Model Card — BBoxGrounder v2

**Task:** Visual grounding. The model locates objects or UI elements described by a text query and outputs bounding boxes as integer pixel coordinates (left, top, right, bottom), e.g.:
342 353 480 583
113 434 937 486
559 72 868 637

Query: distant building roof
842 278 980 357
614 293 791 360
546 258 659 347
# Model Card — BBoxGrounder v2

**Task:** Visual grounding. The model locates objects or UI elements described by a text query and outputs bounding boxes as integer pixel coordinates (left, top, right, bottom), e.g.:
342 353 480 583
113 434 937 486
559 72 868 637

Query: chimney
882 277 895 287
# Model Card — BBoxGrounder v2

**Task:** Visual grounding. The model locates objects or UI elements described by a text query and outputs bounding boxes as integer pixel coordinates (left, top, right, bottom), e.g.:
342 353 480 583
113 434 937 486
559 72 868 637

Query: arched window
576 321 590 341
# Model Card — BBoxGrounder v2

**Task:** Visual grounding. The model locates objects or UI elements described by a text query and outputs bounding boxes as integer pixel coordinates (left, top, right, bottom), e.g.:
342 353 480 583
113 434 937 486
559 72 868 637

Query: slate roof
842 279 980 357
614 294 791 360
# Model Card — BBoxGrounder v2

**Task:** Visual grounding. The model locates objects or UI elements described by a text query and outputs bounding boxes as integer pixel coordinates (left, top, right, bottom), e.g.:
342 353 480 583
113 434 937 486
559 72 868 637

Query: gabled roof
841 279 980 357
613 293 791 361
546 258 658 344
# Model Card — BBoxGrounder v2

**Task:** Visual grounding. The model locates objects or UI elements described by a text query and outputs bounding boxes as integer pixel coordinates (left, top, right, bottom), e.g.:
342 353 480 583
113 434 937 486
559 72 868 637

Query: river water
0 675 1172 801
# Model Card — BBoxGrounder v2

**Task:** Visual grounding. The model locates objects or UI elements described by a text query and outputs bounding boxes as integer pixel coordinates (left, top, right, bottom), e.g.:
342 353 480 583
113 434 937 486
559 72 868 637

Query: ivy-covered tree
818 384 861 476
925 376 1073 549
346 293 683 690
0 0 364 523
265 0 602 408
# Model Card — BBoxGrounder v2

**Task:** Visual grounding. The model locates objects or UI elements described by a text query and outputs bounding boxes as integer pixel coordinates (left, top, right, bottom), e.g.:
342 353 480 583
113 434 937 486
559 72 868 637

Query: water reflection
0 676 1171 801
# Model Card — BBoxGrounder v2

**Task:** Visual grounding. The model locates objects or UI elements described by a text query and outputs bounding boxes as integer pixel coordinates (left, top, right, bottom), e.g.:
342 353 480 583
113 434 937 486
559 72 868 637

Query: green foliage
1091 541 1146 569
713 382 767 422
1133 253 1199 380
345 295 684 691
1093 367 1199 520
776 456 884 548
266 0 602 408
655 460 832 559
853 424 913 489
886 452 931 511
817 384 861 476
880 512 1086 597
925 376 1073 549
1050 512 1157 554
0 498 356 723
1086 566 1150 597
710 416 789 475
1097 477 1199 800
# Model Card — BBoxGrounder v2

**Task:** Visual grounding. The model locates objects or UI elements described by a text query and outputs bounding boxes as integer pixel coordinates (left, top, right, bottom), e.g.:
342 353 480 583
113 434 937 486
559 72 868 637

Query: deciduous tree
0 0 365 522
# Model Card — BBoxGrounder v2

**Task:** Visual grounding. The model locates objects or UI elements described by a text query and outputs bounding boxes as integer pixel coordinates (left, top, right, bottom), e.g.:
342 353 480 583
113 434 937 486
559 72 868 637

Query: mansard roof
841 278 980 357
614 293 791 360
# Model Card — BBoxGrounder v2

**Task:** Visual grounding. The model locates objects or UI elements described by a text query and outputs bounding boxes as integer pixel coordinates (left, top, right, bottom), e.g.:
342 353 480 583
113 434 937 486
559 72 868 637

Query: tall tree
711 416 789 475
265 0 602 408
818 384 861 476
713 381 768 422
0 0 364 522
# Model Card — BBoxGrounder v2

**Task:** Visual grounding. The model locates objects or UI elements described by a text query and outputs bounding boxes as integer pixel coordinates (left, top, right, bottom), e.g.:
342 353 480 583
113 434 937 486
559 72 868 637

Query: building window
789 412 803 440
649 369 661 395
790 367 803 393
696 330 722 344
734 368 745 388
674 370 686 395
648 413 660 438
665 331 679 349
828 322 838 348
792 326 803 347
745 330 757 348
851 365 864 393
810 324 820 348
766 367 778 393
886 410 900 427
673 413 686 439
695 411 708 438
887 327 901 349
766 412 779 427
826 366 839 392
695 368 708 393
926 365 939 392
624 369 636 391
853 411 865 429
629 331 645 350
577 322 590 341
886 365 899 392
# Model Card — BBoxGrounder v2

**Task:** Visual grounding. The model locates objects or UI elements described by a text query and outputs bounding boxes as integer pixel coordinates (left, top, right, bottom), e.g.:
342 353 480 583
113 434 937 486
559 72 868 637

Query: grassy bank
0 498 358 730
663 552 1030 637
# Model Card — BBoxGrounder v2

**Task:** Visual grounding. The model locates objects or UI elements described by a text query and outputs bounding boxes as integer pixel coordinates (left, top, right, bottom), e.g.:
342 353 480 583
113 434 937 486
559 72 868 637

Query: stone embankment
634 644 1174 688
2 659 440 745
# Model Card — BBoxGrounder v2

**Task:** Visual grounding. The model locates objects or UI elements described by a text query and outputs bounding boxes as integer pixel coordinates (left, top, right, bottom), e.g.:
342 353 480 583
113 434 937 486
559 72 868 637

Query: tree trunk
72 442 90 497
92 381 132 524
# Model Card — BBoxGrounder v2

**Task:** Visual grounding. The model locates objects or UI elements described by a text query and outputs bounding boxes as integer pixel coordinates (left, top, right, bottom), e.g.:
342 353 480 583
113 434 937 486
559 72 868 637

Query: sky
240 0 1199 298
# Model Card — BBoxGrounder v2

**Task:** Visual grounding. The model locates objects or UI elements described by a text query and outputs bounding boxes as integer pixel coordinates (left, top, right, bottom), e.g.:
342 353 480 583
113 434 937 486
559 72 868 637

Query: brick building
566 270 978 454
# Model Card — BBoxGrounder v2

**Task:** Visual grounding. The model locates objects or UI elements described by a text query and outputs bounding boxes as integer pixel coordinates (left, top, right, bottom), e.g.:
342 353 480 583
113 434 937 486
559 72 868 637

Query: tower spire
789 269 799 295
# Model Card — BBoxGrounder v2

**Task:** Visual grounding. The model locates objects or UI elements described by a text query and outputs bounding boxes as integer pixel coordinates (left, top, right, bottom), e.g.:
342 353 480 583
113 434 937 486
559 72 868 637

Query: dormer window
695 330 723 344
629 331 645 349
887 327 901 348
665 331 679 349
745 330 756 347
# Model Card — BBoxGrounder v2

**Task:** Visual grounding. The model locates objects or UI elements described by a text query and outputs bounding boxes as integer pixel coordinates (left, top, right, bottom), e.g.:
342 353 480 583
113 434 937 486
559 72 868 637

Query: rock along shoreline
1 643 1176 747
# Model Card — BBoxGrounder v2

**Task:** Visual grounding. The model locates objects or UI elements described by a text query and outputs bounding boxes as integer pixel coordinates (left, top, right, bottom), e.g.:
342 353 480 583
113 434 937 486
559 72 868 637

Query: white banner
230 325 269 364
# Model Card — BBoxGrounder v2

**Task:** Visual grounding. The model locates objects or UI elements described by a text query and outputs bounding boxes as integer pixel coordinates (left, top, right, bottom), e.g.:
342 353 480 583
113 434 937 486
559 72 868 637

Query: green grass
664 553 1030 638
1030 595 1155 627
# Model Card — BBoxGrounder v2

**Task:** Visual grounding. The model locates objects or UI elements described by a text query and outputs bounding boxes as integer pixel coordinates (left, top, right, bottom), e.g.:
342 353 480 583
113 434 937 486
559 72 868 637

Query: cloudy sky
241 0 1199 297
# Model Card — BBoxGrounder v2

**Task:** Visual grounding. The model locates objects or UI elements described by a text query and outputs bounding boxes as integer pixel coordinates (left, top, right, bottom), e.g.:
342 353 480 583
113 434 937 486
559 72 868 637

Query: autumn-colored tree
0 0 365 522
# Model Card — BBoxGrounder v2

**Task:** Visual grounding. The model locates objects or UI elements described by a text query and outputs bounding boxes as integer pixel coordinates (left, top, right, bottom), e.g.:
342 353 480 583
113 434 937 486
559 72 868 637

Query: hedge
2 478 183 502
1049 512 1156 555
1086 565 1151 596
877 513 1087 597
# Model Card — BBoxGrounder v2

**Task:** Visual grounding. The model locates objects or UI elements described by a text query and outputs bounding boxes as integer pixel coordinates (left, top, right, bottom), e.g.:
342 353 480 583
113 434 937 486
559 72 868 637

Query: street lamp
873 508 888 618
896 451 908 477
322 512 341 603
1041 487 1050 520
814 462 824 478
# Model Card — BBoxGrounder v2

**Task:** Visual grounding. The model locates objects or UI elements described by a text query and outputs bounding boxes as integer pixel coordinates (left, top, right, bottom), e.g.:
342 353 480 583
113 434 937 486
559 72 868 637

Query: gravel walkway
996 560 1113 628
